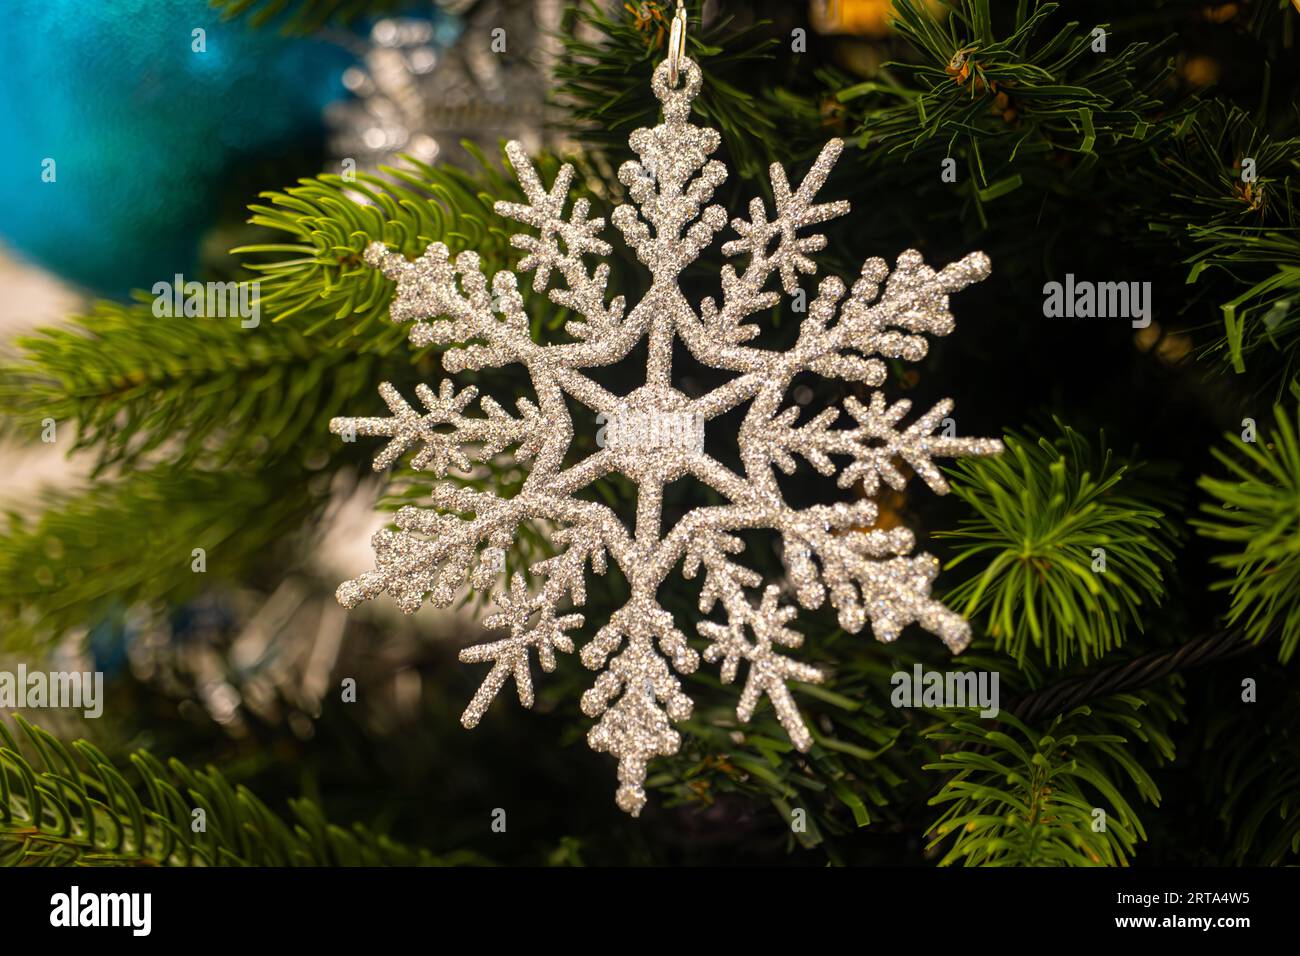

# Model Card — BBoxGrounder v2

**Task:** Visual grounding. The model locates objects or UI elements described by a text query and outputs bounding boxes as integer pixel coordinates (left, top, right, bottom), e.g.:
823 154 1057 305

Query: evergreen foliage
1196 392 1300 663
924 691 1180 866
0 715 468 865
1 0 1298 865
939 423 1178 666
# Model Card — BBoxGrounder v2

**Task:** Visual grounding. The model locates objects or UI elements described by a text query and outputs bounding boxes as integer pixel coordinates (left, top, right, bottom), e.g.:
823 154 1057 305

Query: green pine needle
924 693 1177 867
234 151 531 352
0 715 473 866
0 464 328 649
937 422 1178 666
1195 397 1300 663
1141 101 1300 388
843 0 1180 225
0 298 376 474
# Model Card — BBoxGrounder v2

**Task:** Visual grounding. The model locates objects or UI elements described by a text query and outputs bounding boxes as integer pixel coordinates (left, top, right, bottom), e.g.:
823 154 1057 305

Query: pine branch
0 159 539 472
1138 101 1300 388
234 153 530 353
0 463 328 649
1196 396 1300 662
0 298 377 473
0 155 596 648
836 3 1299 386
0 715 472 866
924 693 1178 866
937 421 1180 666
840 0 1183 225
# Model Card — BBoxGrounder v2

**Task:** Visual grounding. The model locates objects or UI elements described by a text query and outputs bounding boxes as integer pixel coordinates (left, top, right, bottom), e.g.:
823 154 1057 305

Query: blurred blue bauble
0 1 356 296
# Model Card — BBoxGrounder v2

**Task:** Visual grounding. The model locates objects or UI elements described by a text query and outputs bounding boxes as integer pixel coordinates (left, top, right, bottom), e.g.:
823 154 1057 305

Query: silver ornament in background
327 0 566 173
126 578 439 740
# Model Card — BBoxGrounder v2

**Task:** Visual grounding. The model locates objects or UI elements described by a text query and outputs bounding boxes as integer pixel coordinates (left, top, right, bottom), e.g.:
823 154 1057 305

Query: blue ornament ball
0 1 356 295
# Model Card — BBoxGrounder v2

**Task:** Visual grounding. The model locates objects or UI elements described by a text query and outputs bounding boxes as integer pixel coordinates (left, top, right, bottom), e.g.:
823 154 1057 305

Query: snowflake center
603 384 702 482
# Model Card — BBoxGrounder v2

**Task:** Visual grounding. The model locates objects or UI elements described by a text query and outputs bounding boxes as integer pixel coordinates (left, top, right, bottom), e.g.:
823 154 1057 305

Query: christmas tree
1 0 1298 868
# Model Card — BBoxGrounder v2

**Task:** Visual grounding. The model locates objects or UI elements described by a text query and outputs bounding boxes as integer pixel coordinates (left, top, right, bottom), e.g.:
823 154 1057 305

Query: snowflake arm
460 572 583 726
458 525 609 728
687 536 825 750
681 139 851 373
689 246 1000 422
579 600 699 816
494 143 627 342
336 485 632 614
721 139 851 295
760 392 1003 495
778 507 974 651
329 380 545 475
365 242 524 366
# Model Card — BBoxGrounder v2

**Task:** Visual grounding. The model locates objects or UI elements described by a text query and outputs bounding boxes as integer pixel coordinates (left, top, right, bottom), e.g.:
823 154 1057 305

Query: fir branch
234 154 528 352
0 160 537 472
0 463 328 649
0 715 471 866
937 422 1179 666
0 298 377 474
1139 101 1300 387
924 694 1176 866
1195 397 1300 663
0 155 600 648
841 0 1181 224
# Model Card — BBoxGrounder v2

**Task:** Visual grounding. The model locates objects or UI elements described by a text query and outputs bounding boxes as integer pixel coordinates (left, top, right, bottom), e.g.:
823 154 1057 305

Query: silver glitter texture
330 57 1003 816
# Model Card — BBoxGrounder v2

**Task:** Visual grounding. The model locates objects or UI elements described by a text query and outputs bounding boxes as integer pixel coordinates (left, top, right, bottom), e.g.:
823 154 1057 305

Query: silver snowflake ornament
331 56 1003 815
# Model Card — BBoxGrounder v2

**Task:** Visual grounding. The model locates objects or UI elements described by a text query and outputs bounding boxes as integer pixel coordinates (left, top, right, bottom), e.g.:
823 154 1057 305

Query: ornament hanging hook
667 0 687 88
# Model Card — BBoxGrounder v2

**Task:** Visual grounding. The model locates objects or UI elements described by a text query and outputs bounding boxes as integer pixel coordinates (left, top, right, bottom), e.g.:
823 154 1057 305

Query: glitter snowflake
331 57 1002 815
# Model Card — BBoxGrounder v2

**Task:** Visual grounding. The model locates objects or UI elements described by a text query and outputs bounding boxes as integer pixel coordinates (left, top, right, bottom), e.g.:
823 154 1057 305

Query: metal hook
667 0 687 88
